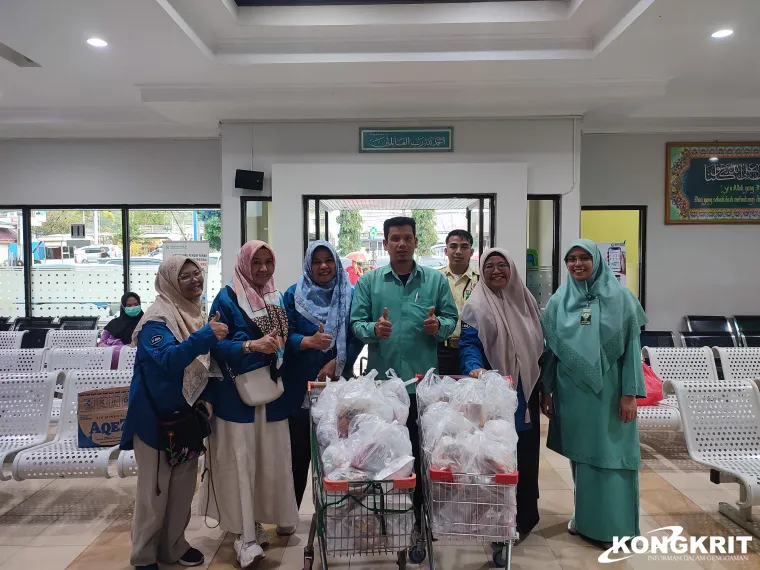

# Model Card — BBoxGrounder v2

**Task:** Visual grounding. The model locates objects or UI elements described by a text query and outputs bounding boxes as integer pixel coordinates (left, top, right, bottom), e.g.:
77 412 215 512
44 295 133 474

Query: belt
442 338 459 349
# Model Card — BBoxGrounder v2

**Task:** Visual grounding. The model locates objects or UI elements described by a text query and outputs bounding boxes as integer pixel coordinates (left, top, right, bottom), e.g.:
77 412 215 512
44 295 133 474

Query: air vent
0 42 40 67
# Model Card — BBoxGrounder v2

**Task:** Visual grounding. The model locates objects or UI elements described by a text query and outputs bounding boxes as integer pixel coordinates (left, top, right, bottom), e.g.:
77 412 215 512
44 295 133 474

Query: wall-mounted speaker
235 169 264 191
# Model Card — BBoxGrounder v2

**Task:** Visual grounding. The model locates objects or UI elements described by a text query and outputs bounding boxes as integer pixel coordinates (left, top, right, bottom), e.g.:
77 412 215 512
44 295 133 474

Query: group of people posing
117 216 647 570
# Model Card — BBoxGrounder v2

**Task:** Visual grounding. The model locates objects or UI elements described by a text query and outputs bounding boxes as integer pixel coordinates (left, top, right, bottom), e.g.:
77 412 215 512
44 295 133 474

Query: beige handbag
233 366 284 407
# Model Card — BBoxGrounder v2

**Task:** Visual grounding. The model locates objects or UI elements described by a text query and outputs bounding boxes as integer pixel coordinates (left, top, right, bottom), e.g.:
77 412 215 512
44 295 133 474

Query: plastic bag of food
461 430 516 474
374 455 415 481
311 376 348 422
481 371 519 420
381 369 412 424
422 405 475 454
430 434 469 471
450 377 490 428
322 440 351 474
325 466 371 482
316 407 341 448
416 368 457 410
483 419 519 452
335 371 394 436
348 421 413 476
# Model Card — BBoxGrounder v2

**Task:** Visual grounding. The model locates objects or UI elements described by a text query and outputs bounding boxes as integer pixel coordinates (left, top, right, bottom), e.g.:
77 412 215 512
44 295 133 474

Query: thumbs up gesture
423 306 439 336
308 323 333 351
374 307 392 340
209 311 229 340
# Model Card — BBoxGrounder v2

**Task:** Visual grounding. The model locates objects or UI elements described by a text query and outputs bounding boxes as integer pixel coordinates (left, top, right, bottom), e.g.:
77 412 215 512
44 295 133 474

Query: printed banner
666 142 760 224
359 127 453 153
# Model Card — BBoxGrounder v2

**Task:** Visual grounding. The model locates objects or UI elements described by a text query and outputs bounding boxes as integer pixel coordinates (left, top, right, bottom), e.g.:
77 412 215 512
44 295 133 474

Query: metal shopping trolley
303 382 417 570
409 374 520 569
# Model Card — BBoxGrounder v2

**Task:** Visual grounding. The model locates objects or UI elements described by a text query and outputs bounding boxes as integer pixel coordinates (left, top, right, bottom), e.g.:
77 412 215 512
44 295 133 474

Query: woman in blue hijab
539 239 647 548
282 240 362 507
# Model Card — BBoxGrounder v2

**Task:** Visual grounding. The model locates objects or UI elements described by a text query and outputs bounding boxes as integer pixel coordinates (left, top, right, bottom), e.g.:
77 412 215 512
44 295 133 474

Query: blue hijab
295 241 353 376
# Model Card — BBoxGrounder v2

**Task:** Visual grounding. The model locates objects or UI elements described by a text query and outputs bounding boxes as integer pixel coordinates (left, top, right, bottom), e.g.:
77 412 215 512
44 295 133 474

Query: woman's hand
619 395 637 423
318 359 338 382
540 392 554 419
468 368 487 378
250 331 282 354
209 312 229 341
303 324 332 351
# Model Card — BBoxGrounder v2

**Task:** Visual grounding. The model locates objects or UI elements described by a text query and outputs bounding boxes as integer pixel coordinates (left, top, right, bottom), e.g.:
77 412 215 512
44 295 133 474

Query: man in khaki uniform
437 229 479 375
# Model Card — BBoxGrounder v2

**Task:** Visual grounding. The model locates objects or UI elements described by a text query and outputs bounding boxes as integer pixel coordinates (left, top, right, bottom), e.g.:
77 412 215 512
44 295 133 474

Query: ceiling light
709 157 719 162
86 37 108 48
711 29 733 39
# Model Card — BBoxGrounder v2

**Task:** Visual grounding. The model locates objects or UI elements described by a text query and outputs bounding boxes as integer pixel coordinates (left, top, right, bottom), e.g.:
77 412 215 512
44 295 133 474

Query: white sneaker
237 541 265 568
276 524 297 536
233 536 243 558
255 522 270 548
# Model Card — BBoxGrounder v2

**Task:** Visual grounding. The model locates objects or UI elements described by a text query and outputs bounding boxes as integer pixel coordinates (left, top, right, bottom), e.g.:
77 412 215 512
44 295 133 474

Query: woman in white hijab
459 248 544 545
120 256 228 570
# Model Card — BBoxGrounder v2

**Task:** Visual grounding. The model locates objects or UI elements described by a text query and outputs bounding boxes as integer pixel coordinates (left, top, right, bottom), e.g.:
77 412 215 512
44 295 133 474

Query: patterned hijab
541 239 647 394
295 240 353 377
461 248 544 405
131 256 219 404
233 240 288 366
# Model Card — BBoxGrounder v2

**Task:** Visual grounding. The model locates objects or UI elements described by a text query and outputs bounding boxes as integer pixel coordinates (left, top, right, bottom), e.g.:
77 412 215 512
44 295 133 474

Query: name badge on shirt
580 308 592 326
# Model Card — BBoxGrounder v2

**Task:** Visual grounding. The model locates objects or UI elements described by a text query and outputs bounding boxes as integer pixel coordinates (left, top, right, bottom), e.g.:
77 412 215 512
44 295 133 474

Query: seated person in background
459 248 544 545
99 292 144 367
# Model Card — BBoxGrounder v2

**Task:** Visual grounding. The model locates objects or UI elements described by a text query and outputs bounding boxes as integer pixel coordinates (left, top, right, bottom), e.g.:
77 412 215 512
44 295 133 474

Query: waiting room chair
58 316 99 330
44 329 98 349
117 346 137 370
0 349 47 373
640 330 678 349
0 331 26 350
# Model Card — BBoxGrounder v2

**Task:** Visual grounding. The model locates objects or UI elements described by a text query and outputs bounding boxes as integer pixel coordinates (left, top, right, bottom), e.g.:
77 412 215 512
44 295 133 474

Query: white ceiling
0 0 757 137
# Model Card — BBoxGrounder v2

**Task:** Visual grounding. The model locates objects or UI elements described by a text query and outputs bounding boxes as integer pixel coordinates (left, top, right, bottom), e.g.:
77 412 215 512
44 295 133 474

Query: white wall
273 163 527 287
0 139 221 205
581 133 760 331
221 119 580 281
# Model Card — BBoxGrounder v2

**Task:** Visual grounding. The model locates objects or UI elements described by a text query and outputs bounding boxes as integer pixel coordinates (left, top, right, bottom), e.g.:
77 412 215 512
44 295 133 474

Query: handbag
637 362 664 407
232 365 284 407
138 357 211 472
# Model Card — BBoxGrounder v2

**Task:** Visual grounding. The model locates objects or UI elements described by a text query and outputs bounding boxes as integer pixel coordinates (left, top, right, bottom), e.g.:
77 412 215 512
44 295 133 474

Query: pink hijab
232 240 288 340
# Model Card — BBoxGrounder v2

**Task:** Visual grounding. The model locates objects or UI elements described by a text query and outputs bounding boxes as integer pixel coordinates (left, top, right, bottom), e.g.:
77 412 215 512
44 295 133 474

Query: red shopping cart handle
429 468 519 485
323 474 417 492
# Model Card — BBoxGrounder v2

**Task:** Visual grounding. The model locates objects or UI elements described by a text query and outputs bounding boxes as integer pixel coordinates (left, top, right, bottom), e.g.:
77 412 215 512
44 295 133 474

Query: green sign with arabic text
359 127 453 153
667 142 760 224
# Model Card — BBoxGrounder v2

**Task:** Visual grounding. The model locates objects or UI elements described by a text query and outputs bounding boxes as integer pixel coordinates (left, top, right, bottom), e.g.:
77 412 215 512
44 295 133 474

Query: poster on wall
597 242 627 287
162 240 210 316
666 142 760 224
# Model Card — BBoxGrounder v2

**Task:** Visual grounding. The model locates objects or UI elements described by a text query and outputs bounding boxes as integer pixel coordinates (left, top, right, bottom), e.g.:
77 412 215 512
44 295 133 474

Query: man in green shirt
350 216 458 528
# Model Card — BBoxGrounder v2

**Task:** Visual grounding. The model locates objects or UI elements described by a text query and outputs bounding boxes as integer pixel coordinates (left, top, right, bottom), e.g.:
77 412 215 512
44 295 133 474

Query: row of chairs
0 316 99 332
643 315 760 349
0 329 99 350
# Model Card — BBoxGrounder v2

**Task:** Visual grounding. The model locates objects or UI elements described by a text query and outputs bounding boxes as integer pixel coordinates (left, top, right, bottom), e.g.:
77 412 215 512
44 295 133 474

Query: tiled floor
1 418 759 570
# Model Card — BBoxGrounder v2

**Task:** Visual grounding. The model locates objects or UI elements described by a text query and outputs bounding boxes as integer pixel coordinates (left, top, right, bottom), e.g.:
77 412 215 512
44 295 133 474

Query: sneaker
178 547 205 567
233 536 243 558
238 541 265 568
255 522 270 548
276 525 297 536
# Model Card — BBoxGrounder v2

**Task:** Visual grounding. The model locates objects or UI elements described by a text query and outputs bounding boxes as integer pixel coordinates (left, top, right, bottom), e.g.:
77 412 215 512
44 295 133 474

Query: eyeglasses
178 271 203 283
566 256 592 264
483 262 509 273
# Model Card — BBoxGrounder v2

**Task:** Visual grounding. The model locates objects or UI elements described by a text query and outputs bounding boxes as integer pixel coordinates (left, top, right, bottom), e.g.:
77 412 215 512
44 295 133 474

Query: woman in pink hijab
198 241 299 569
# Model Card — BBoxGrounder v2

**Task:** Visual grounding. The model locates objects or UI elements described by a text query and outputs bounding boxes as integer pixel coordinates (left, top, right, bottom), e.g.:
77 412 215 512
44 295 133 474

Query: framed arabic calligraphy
666 142 760 224
359 127 453 153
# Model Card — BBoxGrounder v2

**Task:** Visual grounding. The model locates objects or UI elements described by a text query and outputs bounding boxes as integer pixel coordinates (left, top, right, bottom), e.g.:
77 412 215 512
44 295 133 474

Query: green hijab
540 239 647 394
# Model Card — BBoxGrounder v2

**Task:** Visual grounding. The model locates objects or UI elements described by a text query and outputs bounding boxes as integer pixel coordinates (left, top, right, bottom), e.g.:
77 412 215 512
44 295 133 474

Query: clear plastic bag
311 376 348 422
481 371 519 420
416 367 457 410
482 419 519 452
421 404 475 454
381 369 412 424
325 466 371 482
430 434 469 471
316 407 341 448
335 371 394 436
450 377 490 428
348 421 413 476
461 431 517 474
322 440 351 474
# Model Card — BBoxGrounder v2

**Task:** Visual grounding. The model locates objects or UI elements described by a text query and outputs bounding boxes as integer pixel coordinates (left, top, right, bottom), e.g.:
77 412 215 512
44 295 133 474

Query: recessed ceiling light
86 37 108 48
711 29 733 39
709 156 719 162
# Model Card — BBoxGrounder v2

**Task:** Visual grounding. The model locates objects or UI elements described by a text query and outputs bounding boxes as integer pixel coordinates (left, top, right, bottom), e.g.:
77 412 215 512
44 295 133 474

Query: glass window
526 198 558 311
242 199 272 245
127 208 222 315
0 210 26 320
30 209 123 323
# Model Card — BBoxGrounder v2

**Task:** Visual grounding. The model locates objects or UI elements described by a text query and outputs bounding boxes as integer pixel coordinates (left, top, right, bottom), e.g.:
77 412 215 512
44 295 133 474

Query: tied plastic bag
322 440 351 474
431 434 469 471
450 377 490 427
335 371 394 436
348 420 413 475
461 431 516 474
421 403 476 454
481 371 519 420
416 368 457 410
483 419 519 452
638 363 664 406
381 369 412 424
311 376 348 423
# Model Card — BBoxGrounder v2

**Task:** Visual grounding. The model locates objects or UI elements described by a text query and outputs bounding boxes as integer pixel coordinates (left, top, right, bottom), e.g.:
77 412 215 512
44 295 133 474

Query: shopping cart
409 374 519 569
303 382 417 570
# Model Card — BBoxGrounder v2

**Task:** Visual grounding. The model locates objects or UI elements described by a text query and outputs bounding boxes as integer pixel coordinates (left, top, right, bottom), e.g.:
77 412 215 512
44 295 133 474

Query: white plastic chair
117 450 138 478
665 377 760 537
643 346 718 403
12 370 132 480
716 347 760 382
0 349 47 373
0 372 60 480
45 347 114 424
44 330 98 349
117 346 137 370
0 332 26 350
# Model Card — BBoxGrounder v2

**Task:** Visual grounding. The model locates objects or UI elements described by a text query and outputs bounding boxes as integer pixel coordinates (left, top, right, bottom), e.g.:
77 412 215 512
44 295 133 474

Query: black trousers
437 343 461 376
516 387 541 534
406 394 423 525
289 409 312 509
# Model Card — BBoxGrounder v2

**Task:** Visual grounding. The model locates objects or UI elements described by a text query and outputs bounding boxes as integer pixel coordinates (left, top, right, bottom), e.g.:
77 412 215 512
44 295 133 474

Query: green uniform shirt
350 263 458 392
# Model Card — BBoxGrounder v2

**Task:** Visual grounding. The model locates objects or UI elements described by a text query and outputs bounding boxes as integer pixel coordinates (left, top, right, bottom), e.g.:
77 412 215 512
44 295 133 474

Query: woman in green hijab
539 239 647 547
